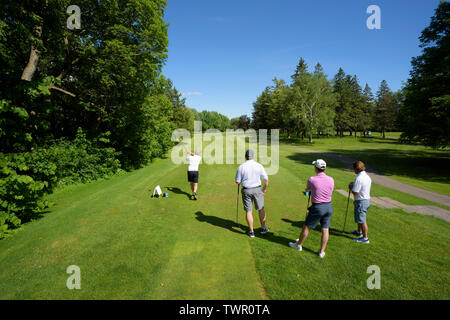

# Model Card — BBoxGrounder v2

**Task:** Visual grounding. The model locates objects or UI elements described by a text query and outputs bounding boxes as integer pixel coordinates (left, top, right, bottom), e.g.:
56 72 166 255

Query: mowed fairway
0 140 449 299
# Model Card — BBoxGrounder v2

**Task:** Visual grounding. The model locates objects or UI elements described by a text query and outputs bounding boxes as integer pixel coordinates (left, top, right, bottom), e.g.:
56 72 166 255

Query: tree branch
47 84 76 97
21 26 42 81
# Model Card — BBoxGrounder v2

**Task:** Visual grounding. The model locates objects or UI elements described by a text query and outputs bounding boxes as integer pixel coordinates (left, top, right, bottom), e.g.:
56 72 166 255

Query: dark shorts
305 202 333 229
187 171 199 183
354 199 370 223
242 187 264 212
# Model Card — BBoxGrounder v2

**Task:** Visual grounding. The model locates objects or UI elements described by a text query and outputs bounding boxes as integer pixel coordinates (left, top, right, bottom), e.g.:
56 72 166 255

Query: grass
0 138 449 299
282 133 450 196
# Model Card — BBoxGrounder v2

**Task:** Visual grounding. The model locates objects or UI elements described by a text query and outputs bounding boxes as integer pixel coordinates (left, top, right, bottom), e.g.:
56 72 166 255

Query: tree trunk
382 130 386 139
21 26 42 81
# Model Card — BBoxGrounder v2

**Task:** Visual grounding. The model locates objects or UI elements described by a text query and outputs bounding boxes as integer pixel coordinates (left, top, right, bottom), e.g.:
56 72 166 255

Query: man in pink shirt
289 159 334 258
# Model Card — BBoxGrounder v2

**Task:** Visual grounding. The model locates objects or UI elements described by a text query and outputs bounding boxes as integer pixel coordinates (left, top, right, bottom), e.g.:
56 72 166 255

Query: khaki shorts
242 187 264 212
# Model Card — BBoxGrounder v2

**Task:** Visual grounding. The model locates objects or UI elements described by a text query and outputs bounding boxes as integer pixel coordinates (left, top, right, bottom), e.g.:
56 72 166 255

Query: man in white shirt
235 150 269 238
348 160 372 243
187 150 201 200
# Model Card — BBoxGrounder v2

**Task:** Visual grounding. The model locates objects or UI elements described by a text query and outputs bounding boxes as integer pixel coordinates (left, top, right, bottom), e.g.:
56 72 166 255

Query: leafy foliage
195 110 231 131
0 128 122 238
400 1 450 147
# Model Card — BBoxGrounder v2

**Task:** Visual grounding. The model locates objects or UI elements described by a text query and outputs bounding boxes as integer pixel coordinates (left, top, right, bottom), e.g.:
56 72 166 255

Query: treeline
252 2 449 148
252 60 402 142
164 82 249 131
0 0 193 237
398 1 449 148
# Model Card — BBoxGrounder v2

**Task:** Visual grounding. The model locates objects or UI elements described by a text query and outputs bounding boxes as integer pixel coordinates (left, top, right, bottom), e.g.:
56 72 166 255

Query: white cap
312 159 326 170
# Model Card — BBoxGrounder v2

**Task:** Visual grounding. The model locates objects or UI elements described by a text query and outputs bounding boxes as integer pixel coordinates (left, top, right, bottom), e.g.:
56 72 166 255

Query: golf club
343 189 351 232
304 191 311 220
236 184 240 228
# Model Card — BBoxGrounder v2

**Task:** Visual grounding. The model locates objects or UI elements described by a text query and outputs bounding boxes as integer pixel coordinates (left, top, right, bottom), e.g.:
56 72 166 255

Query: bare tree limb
47 84 76 97
21 26 42 81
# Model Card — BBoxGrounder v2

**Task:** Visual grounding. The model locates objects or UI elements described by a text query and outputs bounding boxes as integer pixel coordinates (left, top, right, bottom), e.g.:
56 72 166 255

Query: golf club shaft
343 189 350 231
305 193 311 219
236 184 240 225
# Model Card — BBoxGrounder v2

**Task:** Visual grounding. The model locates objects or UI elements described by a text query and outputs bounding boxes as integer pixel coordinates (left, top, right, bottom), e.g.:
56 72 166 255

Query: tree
361 84 375 136
290 64 336 143
164 79 194 132
374 80 397 139
314 63 324 75
346 75 364 138
400 1 450 147
291 57 308 82
0 0 171 169
332 68 353 137
196 110 230 131
252 87 272 130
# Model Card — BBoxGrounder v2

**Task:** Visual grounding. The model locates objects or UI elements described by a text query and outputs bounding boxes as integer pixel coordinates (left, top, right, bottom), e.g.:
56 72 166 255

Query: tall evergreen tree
314 63 324 75
346 75 364 138
400 1 449 147
361 83 375 136
332 68 353 137
291 57 308 82
375 80 397 139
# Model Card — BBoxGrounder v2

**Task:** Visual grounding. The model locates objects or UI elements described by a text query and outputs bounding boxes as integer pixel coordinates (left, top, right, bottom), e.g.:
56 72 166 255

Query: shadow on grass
194 211 318 255
195 211 245 235
166 187 191 199
287 145 450 185
326 148 450 184
287 152 350 171
281 218 354 240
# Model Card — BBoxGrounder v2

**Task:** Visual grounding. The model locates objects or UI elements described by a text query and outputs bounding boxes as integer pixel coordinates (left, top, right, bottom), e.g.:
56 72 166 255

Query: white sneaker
318 251 325 258
289 241 302 251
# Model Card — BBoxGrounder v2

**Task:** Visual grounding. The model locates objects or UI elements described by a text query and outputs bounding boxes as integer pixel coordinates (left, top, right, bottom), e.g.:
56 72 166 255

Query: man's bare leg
320 228 329 253
361 222 368 238
246 211 254 232
358 223 363 234
193 183 198 193
297 225 310 246
258 208 266 229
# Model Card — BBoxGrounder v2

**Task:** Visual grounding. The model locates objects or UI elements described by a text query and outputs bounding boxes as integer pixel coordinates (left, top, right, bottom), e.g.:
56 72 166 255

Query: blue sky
162 0 441 119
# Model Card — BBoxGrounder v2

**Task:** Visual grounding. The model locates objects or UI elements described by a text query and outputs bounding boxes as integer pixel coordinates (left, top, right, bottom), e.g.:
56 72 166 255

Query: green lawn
282 133 450 196
0 140 449 299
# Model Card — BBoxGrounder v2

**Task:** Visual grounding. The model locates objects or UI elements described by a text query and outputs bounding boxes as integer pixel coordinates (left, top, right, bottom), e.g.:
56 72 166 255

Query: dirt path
298 147 450 209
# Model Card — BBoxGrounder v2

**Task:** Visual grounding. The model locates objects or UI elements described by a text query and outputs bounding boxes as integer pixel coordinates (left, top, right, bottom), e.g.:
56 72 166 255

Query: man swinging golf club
186 150 201 200
289 159 334 258
235 149 269 238
348 160 372 243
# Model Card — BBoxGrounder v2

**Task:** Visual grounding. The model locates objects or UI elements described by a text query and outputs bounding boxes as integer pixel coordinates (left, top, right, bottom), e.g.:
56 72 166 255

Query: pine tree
314 63 324 75
400 1 449 147
375 80 397 139
291 58 308 82
361 84 375 136
332 68 353 137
